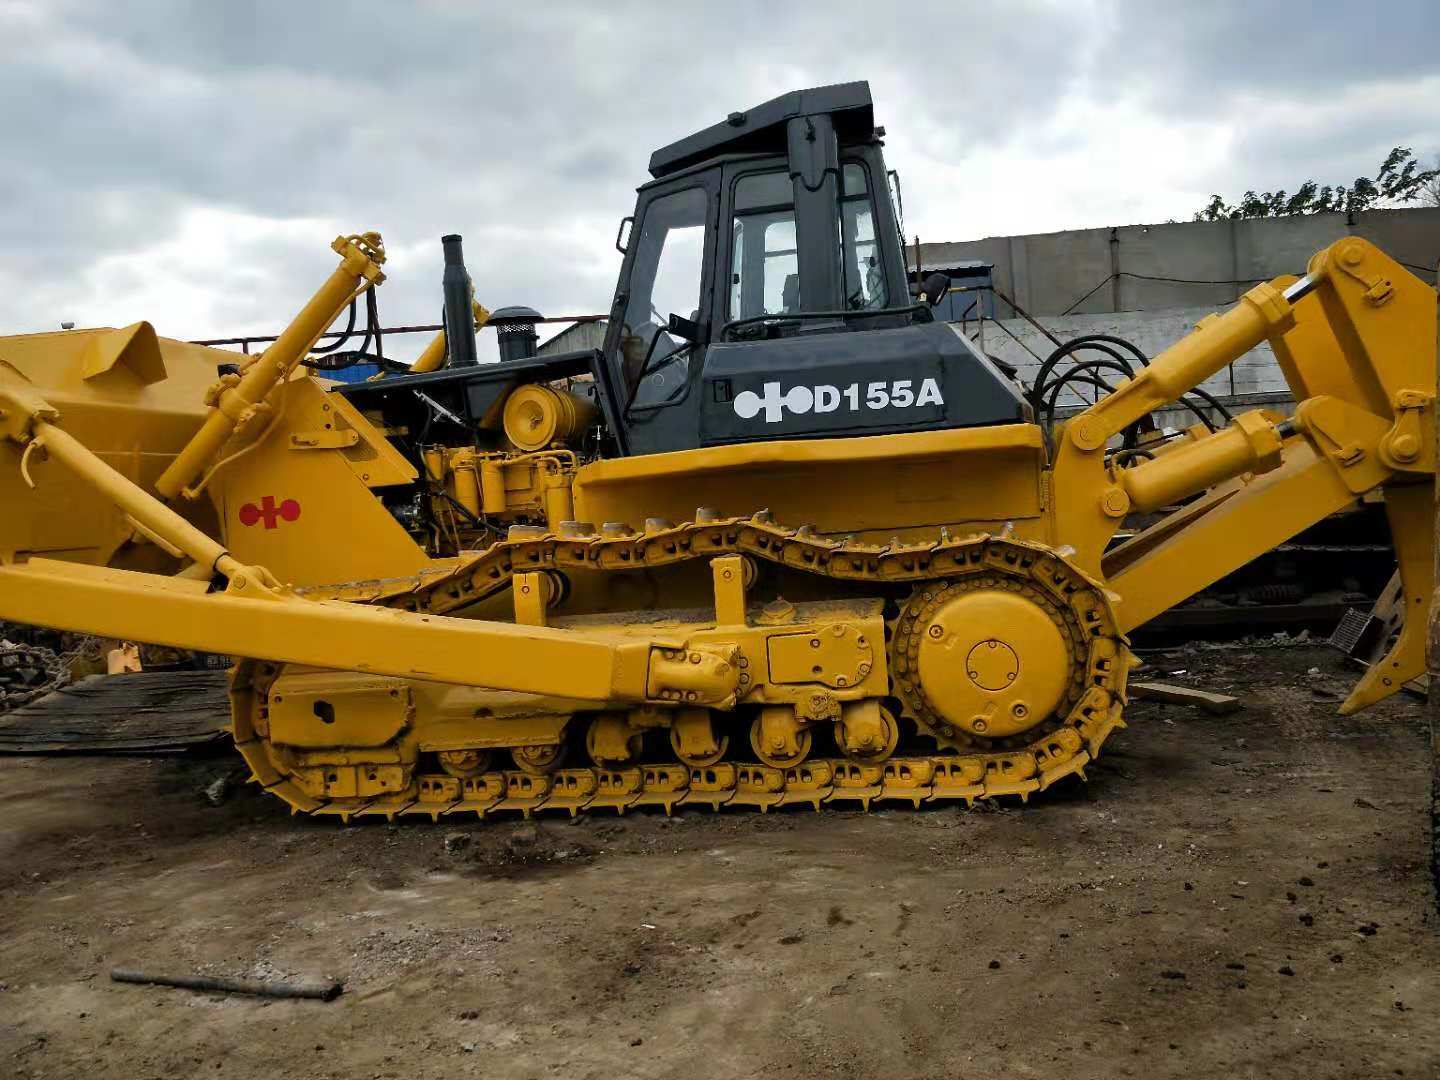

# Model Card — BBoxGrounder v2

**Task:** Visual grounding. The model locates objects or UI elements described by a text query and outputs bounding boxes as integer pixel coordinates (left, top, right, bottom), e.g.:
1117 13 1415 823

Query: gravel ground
1 643 1437 1079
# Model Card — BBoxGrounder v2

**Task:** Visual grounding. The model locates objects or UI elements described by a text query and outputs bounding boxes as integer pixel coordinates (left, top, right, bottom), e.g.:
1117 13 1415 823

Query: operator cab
334 82 1028 462
606 80 1027 455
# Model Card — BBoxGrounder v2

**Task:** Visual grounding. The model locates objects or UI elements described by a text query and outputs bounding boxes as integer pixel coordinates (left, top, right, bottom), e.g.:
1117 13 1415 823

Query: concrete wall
916 208 1440 318
925 207 1440 431
538 319 607 356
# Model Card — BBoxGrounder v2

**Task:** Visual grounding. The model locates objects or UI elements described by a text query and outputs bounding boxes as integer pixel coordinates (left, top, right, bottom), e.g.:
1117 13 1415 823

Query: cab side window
728 171 798 321
729 164 889 321
840 163 888 310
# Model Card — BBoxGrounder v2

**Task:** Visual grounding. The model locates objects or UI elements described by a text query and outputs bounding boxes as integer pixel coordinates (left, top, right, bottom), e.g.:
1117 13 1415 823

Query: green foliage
1194 147 1439 221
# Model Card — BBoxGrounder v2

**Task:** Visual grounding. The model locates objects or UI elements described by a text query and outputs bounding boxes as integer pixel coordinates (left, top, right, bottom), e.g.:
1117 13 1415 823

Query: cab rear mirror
922 272 950 308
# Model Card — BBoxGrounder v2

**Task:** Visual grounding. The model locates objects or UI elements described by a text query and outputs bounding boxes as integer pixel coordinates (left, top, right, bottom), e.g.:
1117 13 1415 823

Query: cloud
0 0 1436 358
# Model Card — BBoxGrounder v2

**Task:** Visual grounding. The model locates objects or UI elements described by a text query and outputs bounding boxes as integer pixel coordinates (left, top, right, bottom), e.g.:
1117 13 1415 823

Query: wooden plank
0 671 230 753
1129 680 1242 716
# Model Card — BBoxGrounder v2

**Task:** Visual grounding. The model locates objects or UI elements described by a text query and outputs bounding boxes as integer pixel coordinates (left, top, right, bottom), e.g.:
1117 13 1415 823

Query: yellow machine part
210 378 428 586
0 323 222 566
502 384 597 452
571 422 1047 546
221 538 1130 818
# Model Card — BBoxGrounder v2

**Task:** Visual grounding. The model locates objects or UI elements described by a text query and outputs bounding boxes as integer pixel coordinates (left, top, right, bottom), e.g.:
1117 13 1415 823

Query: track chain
0 637 82 713
241 512 1133 819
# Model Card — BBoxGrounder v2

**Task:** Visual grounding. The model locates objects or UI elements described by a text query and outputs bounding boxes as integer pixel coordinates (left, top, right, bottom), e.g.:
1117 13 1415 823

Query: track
235 513 1134 820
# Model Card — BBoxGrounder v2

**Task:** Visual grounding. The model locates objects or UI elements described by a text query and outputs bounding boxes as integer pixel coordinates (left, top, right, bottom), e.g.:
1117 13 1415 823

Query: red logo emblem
239 495 302 530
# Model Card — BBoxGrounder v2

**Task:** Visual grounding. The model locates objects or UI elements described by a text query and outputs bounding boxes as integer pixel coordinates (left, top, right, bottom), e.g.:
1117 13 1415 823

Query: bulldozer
0 81 1434 820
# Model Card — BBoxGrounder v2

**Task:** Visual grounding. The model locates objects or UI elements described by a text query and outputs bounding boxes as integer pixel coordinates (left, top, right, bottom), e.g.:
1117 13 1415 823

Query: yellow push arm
155 233 388 501
0 382 737 707
409 300 493 374
0 558 735 706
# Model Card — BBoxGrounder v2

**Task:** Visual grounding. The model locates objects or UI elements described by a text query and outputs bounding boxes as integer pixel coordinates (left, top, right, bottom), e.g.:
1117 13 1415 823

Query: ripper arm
1054 237 1436 712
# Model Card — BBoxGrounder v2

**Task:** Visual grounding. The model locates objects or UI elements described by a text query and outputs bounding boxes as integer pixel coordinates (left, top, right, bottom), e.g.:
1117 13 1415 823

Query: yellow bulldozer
0 82 1434 820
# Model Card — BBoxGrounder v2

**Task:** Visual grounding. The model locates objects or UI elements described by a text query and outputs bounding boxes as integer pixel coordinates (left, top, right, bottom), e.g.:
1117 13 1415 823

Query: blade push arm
409 299 493 375
0 381 738 708
0 557 736 707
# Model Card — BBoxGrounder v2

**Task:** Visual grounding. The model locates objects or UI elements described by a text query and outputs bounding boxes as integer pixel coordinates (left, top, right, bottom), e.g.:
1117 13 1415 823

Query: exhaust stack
441 234 479 367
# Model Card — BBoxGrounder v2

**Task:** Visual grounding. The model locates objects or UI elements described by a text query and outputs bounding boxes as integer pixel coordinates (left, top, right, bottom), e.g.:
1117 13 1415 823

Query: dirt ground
2 642 1438 1080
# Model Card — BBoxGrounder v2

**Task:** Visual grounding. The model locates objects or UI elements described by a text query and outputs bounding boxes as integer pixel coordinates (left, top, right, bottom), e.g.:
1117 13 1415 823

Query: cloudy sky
1 0 1436 358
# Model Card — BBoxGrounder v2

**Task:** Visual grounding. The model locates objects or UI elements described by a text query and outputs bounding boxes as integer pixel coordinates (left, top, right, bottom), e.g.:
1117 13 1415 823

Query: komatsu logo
733 378 944 423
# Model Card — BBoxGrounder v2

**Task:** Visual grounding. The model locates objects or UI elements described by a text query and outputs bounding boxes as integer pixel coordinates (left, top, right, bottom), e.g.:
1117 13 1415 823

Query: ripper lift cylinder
1120 410 1284 513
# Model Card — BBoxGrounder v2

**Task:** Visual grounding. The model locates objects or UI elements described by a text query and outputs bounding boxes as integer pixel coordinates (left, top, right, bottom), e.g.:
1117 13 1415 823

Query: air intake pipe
491 305 543 363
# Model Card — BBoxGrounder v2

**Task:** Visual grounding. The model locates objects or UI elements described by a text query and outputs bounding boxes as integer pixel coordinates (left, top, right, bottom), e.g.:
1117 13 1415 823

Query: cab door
603 172 719 456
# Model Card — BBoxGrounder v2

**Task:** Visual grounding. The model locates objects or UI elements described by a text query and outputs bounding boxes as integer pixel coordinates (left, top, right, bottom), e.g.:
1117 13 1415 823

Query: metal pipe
1283 275 1318 303
111 968 343 1002
190 314 602 350
990 287 1064 349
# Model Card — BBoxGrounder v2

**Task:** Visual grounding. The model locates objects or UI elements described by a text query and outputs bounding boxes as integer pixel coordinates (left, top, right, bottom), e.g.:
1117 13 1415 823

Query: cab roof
647 81 876 180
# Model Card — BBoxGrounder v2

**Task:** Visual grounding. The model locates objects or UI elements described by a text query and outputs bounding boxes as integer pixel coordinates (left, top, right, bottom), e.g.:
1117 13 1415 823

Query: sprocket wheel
890 567 1091 754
